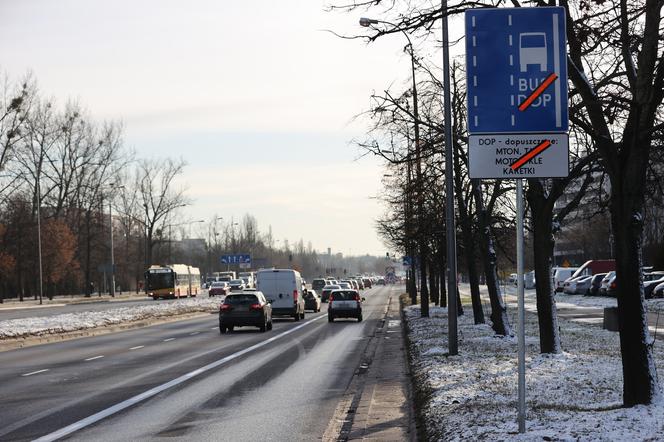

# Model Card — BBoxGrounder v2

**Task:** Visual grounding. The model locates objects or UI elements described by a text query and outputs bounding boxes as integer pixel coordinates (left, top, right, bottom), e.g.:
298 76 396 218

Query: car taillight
249 303 262 311
220 304 232 311
610 282 616 289
329 294 334 302
354 293 360 301
293 290 298 303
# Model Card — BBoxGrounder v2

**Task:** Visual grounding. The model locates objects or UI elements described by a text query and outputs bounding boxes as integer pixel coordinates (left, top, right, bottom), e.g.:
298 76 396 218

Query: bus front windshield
146 271 174 290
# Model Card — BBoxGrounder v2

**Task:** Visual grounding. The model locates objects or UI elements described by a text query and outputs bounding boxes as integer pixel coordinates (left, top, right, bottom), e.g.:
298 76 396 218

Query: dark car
219 291 272 333
587 273 606 296
321 284 340 302
304 289 321 312
376 278 386 285
312 278 327 291
208 281 230 297
328 289 364 322
229 279 246 291
362 278 372 289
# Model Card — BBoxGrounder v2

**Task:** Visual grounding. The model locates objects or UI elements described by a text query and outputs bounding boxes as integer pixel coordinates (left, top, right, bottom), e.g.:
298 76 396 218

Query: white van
553 267 578 292
255 269 305 321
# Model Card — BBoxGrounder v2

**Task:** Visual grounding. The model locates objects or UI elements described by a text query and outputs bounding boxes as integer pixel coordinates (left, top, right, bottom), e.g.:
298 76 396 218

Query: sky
0 0 446 256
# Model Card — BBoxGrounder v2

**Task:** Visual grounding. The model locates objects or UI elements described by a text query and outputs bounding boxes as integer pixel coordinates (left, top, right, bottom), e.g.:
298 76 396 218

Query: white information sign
468 133 568 179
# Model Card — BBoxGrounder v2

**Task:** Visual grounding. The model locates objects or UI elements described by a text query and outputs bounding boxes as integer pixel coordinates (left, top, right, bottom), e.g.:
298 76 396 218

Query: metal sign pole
516 178 526 432
442 0 458 356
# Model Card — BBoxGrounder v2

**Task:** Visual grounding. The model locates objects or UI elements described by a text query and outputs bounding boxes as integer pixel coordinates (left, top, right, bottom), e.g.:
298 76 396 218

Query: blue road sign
465 7 567 134
220 254 251 265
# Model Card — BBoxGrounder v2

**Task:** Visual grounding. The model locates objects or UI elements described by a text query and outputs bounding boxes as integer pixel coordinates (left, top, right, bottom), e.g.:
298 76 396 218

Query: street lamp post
36 172 43 305
360 17 424 307
108 183 124 297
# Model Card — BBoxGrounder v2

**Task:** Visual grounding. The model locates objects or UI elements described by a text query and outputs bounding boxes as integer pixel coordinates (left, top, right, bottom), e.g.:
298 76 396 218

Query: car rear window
224 295 258 304
332 291 357 300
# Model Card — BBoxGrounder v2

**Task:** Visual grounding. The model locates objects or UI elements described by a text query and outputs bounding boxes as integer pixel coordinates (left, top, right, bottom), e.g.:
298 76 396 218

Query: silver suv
328 289 364 322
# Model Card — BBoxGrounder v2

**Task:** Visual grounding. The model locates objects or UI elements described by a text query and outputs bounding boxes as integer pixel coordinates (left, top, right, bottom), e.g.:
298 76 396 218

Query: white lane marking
473 75 477 87
472 35 476 47
509 54 513 66
508 15 512 26
211 327 217 330
474 115 478 127
22 369 49 377
509 35 513 46
189 332 200 336
511 95 515 106
472 16 476 27
129 346 144 350
511 115 516 126
84 355 104 361
35 314 327 442
510 74 514 86
163 338 175 342
472 55 477 67
473 96 478 107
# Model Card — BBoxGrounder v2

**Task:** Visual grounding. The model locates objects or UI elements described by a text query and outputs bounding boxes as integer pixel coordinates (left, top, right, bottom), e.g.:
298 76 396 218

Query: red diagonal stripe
510 140 552 171
518 73 558 112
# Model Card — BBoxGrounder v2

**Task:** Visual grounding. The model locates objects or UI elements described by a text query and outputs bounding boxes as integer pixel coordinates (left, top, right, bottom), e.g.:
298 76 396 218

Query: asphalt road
0 285 394 441
0 297 188 321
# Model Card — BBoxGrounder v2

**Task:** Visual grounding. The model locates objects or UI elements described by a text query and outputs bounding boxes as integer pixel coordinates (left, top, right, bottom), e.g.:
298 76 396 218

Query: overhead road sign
220 254 251 265
465 7 568 134
468 133 569 178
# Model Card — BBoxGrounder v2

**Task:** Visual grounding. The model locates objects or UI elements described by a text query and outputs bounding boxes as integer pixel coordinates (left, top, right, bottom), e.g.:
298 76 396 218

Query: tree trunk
612 193 658 406
419 247 429 317
85 210 92 297
439 250 447 307
473 180 511 335
527 179 561 354
408 268 417 304
456 285 464 316
429 260 439 305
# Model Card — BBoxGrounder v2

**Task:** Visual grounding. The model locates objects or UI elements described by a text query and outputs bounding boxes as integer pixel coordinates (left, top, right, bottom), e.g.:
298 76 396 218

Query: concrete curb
323 294 416 441
0 311 214 352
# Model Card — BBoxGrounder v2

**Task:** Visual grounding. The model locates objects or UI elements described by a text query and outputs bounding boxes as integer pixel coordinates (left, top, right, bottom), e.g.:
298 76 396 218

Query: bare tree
136 158 190 266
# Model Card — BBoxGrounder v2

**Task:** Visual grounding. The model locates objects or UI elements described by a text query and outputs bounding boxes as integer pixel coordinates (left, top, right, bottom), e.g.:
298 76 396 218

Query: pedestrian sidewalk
347 297 415 441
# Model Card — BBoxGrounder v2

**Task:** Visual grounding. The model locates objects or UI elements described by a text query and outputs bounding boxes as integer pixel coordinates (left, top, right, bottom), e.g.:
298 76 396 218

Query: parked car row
557 262 664 299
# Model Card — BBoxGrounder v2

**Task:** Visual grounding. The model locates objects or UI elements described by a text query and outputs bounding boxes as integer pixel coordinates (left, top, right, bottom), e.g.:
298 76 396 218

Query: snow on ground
404 302 664 441
0 298 220 339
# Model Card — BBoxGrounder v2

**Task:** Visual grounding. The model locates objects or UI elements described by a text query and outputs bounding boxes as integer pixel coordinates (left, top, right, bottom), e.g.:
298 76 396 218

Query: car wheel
267 320 273 330
228 325 234 332
219 325 226 334
358 314 363 322
293 311 300 321
300 310 305 320
260 320 267 333
328 315 333 323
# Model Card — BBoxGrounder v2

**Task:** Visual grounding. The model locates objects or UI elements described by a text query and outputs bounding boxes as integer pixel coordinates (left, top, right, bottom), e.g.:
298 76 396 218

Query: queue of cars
212 270 379 333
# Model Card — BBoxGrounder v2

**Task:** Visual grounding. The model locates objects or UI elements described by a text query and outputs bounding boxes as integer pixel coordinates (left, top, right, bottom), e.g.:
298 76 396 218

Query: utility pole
442 0 458 354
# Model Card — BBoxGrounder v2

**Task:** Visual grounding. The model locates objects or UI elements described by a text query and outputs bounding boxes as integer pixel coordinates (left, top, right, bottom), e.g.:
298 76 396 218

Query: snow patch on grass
404 304 664 440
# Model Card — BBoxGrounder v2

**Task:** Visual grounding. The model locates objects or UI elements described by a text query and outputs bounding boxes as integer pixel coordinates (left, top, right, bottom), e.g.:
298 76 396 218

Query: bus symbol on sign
519 33 547 72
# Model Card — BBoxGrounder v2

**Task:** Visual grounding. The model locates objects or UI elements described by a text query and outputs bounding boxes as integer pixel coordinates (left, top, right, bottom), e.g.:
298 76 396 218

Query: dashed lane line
163 338 175 342
84 356 104 362
22 369 49 377
34 314 327 442
129 346 144 350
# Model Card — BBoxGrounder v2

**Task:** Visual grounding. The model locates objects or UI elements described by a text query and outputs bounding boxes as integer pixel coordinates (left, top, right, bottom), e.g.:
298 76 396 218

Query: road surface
0 285 396 441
